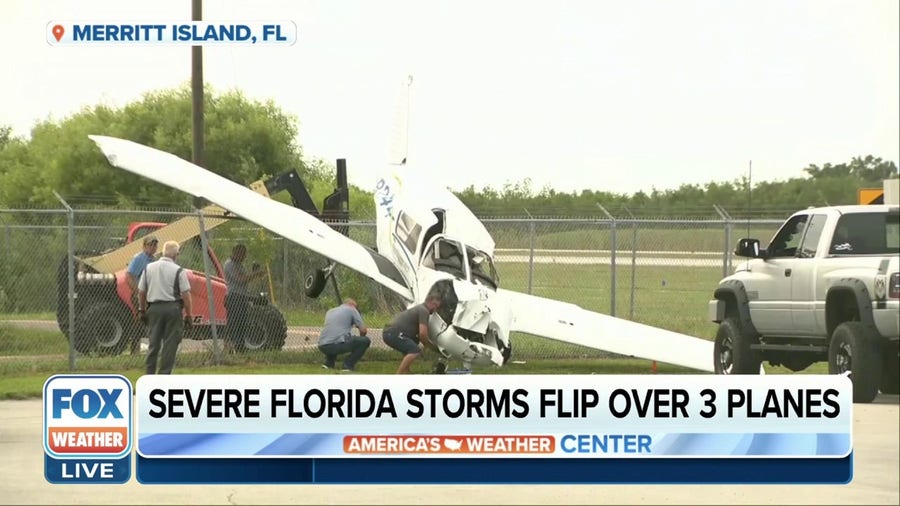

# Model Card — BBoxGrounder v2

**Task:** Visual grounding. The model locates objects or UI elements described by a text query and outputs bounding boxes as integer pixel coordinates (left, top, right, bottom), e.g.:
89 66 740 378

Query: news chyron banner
137 374 853 484
43 375 133 484
44 373 853 484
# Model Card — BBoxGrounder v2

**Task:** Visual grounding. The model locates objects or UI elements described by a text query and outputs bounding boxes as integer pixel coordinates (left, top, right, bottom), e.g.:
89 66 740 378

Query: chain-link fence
0 204 786 375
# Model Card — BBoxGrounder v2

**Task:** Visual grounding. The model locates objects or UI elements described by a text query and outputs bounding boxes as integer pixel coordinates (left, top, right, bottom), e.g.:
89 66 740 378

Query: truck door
790 214 828 334
750 214 808 335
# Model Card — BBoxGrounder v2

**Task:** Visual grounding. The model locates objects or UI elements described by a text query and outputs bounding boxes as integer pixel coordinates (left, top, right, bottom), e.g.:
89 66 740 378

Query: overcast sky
3 0 898 195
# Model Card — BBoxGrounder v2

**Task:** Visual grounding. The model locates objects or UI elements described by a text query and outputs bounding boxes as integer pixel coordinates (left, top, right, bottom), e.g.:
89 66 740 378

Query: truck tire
239 305 288 351
75 300 132 356
56 250 105 341
304 269 327 298
828 322 882 403
713 317 761 374
880 341 899 395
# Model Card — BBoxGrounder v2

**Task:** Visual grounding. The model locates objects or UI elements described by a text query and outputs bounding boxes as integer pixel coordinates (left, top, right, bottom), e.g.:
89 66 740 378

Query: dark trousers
319 335 372 370
146 302 183 374
225 293 252 346
130 292 145 354
382 327 421 355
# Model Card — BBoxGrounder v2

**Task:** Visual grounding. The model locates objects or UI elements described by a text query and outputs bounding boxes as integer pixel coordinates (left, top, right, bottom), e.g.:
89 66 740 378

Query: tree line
1 85 896 219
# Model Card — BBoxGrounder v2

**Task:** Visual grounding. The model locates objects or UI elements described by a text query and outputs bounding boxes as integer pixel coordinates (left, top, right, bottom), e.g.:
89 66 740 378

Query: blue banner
45 455 131 484
136 454 852 484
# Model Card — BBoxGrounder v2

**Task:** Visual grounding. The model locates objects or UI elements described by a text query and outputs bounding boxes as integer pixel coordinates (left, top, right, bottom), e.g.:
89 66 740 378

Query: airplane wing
88 135 415 302
498 288 715 372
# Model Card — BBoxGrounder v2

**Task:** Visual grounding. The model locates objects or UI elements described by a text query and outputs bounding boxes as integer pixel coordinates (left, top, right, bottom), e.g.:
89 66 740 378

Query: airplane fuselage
374 169 513 368
417 266 513 368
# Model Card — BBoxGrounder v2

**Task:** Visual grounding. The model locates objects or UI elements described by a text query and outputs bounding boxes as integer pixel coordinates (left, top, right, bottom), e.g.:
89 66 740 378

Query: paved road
0 396 896 505
496 254 723 267
495 249 726 267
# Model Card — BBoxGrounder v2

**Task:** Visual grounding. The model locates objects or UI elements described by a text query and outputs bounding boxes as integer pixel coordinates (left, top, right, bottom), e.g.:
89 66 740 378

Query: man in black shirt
382 294 442 374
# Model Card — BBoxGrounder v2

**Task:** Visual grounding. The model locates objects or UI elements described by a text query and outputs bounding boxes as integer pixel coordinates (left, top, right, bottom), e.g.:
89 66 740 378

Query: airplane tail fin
388 75 414 166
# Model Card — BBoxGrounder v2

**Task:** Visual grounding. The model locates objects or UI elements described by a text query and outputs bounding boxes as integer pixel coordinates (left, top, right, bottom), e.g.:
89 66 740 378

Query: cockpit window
422 238 466 279
467 247 499 289
395 211 422 254
421 238 500 288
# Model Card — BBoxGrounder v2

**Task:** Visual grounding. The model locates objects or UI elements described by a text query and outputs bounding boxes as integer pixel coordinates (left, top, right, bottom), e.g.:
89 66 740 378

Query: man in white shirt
138 241 193 375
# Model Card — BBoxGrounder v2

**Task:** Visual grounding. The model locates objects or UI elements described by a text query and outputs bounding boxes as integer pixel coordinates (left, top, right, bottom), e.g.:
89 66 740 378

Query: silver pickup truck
708 204 899 403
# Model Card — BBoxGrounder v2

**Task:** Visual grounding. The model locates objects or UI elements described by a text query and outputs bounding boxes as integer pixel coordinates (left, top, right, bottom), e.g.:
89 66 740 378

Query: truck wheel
75 301 131 356
240 305 288 351
828 322 882 403
56 250 104 340
304 269 327 298
880 341 899 395
713 317 761 374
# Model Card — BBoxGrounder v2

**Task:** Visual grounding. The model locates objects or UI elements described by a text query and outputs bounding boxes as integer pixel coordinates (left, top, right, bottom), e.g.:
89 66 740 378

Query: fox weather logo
43 374 133 484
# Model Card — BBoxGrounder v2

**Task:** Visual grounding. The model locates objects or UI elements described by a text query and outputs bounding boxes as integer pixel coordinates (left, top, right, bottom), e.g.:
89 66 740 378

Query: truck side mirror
735 238 765 259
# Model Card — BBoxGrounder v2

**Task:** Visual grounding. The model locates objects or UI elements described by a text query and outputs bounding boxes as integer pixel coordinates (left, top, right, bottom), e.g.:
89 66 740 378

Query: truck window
798 214 827 258
831 212 900 255
767 214 808 258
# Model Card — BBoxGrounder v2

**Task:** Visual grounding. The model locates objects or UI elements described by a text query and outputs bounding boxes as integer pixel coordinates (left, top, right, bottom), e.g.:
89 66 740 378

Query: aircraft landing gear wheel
304 269 327 298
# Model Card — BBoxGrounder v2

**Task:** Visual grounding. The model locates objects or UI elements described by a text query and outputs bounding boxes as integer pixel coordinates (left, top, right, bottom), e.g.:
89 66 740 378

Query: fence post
724 216 733 274
623 206 637 321
597 204 616 317
524 208 535 295
713 205 732 279
282 237 288 306
53 192 77 371
1 214 10 291
197 209 222 365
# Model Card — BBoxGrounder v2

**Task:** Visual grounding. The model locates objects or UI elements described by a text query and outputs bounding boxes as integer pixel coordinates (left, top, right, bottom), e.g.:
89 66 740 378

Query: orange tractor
55 166 350 355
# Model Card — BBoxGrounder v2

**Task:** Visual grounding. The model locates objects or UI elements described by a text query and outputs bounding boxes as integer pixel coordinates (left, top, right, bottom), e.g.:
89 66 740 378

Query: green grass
494 262 725 339
486 223 783 251
279 262 727 342
0 312 55 321
0 323 68 356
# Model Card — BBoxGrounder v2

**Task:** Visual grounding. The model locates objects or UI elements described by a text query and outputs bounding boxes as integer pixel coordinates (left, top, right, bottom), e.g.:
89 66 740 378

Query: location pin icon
52 24 64 42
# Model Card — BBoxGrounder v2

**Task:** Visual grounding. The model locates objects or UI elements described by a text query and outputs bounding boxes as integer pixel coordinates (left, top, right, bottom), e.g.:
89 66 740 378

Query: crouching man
317 298 370 372
382 294 442 374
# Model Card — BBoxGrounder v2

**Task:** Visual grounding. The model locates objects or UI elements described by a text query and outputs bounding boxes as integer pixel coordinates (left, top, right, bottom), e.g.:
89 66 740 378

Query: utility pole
191 0 205 167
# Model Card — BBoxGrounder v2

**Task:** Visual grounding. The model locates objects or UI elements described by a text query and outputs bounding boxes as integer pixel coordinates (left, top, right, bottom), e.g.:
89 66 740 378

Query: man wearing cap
126 235 158 354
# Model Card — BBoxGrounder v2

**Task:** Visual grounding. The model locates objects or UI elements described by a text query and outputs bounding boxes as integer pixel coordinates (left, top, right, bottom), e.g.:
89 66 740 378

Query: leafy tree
0 84 314 208
803 155 898 184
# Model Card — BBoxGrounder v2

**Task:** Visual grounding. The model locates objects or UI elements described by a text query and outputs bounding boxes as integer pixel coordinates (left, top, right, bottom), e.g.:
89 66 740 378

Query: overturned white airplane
88 133 715 373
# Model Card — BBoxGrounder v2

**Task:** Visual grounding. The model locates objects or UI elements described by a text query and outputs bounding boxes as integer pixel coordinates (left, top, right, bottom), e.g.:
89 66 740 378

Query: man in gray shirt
318 299 370 371
223 244 265 351
382 294 442 374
